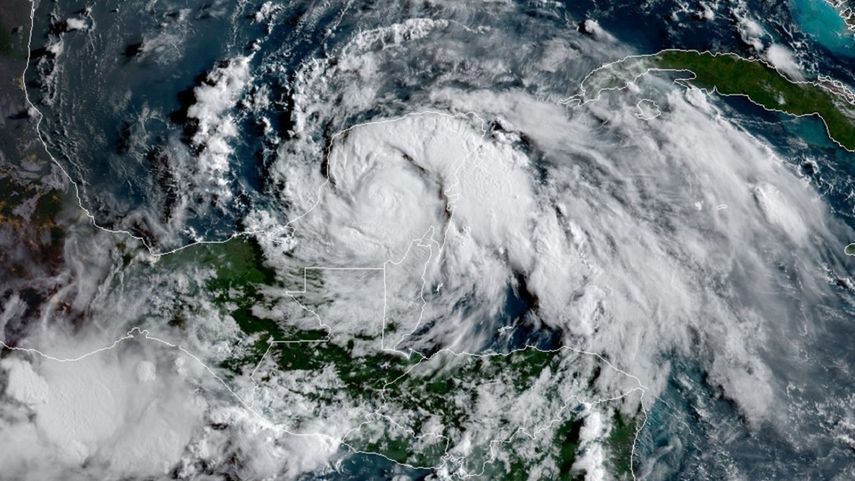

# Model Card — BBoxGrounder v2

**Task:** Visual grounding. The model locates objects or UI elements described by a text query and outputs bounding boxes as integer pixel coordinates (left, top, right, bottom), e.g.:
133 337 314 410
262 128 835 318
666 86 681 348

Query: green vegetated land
652 50 855 150
845 243 855 256
167 237 640 478
608 413 639 479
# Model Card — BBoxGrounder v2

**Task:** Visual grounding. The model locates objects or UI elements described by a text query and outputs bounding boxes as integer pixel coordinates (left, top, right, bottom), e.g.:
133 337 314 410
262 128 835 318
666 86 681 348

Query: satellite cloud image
0 0 854 480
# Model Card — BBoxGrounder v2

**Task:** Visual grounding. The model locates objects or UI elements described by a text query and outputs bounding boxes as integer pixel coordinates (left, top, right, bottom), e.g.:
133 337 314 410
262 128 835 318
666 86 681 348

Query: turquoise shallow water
790 0 855 56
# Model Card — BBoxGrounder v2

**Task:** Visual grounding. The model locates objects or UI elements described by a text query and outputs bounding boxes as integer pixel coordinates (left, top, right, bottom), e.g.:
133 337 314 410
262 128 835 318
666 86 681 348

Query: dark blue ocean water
28 0 855 244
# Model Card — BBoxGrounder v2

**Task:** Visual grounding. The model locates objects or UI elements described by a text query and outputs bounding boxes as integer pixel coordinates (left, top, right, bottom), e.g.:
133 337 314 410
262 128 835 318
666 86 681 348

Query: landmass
566 49 855 151
159 237 646 480
826 0 855 30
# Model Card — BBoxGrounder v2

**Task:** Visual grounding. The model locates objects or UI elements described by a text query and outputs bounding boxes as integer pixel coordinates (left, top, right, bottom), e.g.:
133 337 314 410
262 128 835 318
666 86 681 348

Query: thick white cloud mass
241 11 853 478
573 410 607 481
264 65 852 429
764 43 804 81
0 334 207 479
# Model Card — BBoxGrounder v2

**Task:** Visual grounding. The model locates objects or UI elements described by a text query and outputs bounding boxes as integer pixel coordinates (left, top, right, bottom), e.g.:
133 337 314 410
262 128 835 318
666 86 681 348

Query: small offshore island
845 243 855 256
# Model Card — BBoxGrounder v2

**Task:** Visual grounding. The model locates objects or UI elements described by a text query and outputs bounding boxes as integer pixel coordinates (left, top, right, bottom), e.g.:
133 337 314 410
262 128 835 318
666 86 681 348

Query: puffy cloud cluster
267 70 853 434
186 55 253 202
0 335 206 479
